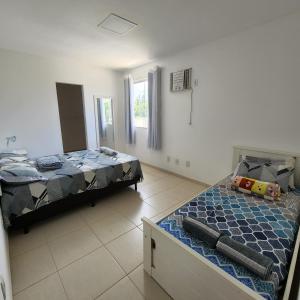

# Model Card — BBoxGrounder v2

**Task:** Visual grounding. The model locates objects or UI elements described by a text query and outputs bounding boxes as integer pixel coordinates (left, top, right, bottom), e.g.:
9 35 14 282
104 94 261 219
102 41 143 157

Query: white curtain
124 76 135 144
148 67 161 150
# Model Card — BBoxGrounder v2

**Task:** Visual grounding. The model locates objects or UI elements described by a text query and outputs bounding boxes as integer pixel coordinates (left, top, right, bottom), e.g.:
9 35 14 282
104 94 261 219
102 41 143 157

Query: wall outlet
194 79 199 87
167 156 171 163
175 158 179 165
186 160 191 168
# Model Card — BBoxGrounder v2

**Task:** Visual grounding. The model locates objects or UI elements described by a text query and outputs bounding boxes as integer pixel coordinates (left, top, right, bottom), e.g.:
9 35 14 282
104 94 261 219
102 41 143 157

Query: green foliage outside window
134 81 148 128
102 98 112 125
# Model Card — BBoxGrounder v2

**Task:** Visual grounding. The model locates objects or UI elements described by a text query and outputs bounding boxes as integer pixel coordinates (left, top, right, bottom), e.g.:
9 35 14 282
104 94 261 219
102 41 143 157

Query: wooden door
56 83 87 152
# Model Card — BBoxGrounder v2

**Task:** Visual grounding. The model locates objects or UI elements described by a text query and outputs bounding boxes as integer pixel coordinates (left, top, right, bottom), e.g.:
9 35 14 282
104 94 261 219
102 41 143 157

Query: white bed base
143 146 300 300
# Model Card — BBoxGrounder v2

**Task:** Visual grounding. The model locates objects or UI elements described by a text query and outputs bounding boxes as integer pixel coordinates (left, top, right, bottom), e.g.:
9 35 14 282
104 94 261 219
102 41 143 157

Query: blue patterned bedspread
158 176 300 300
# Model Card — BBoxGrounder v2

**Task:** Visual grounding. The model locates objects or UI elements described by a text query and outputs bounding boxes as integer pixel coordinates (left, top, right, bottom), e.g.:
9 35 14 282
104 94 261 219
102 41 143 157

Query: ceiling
0 0 299 70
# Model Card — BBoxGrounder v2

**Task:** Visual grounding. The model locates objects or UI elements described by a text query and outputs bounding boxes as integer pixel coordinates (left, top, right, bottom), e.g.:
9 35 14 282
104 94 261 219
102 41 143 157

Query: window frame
133 79 149 129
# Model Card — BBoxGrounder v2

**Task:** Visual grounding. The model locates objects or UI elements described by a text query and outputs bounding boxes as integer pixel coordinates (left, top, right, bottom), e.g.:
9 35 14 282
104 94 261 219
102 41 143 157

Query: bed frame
143 146 300 300
8 178 140 233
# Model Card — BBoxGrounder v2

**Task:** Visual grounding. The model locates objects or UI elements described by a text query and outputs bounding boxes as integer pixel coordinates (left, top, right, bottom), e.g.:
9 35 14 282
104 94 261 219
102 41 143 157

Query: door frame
93 95 115 149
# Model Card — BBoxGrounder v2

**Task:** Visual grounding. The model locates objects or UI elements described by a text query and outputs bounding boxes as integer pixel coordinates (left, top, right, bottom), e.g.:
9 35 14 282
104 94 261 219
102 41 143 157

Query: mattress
0 150 143 227
158 176 300 300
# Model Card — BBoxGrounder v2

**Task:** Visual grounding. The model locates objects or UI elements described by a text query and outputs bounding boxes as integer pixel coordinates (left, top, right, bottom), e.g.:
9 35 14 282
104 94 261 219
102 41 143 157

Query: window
102 97 113 125
133 80 148 128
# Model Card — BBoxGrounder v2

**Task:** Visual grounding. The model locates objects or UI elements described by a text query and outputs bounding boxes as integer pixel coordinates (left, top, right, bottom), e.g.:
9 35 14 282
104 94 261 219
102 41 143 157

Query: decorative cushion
232 176 281 201
233 156 295 193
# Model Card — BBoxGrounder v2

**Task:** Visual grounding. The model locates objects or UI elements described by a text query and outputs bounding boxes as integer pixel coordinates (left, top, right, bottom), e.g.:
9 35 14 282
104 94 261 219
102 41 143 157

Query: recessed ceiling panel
98 13 137 35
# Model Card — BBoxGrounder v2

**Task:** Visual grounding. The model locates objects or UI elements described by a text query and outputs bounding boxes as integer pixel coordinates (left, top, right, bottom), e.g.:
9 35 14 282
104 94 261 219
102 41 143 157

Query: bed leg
23 227 29 234
134 183 137 191
90 201 95 207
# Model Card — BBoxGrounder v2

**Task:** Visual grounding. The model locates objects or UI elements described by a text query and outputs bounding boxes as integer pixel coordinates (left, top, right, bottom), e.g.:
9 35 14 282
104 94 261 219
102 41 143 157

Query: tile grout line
9 169 202 298
12 221 145 296
12 268 57 296
126 263 146 297
93 242 142 300
46 239 71 300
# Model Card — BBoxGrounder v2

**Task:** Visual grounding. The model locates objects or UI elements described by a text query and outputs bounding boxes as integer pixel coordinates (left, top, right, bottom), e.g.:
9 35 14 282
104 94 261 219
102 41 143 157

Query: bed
0 149 143 231
142 146 300 300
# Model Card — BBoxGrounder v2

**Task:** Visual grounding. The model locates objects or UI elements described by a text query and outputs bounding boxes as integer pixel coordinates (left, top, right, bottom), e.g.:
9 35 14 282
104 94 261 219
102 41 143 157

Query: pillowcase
233 155 295 193
0 149 28 159
0 156 28 166
232 176 281 201
99 147 118 157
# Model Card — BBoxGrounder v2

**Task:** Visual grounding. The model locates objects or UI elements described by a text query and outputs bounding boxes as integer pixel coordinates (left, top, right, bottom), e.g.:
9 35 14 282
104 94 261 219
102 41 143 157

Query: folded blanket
182 216 222 248
232 176 281 201
216 235 274 279
0 163 45 184
100 147 118 157
36 155 63 171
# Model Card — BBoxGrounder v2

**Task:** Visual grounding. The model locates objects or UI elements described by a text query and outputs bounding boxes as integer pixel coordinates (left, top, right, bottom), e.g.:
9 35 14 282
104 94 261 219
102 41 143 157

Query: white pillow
0 149 28 158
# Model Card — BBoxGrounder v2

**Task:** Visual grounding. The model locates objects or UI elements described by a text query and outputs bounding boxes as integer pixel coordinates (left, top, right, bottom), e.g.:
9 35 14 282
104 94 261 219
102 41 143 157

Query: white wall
116 12 300 185
0 49 121 157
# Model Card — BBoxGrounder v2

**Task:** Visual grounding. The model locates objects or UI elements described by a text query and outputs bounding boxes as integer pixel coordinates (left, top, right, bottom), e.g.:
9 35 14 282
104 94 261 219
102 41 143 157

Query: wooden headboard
232 145 300 187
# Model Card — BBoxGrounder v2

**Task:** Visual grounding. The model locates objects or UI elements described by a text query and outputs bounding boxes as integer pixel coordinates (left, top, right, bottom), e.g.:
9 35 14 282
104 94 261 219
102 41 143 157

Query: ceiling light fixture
98 13 137 35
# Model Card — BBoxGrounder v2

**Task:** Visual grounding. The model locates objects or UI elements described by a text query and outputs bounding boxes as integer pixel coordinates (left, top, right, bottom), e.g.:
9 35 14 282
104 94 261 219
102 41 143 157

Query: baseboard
140 161 210 188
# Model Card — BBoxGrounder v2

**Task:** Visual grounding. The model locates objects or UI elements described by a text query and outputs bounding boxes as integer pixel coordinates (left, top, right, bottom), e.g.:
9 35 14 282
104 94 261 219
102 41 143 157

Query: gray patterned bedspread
0 150 143 227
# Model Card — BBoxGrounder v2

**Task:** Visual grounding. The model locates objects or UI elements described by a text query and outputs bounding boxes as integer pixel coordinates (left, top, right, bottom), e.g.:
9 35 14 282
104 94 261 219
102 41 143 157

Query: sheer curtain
97 99 106 140
148 67 161 150
124 76 135 144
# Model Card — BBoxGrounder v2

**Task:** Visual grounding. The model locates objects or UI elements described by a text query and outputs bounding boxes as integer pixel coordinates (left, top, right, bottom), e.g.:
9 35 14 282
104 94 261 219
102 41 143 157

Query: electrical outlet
186 161 190 168
175 158 179 165
167 156 171 163
194 79 199 87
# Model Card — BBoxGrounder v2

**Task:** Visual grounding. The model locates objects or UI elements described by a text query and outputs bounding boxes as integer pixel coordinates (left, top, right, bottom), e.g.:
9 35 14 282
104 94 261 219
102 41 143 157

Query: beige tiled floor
9 164 207 300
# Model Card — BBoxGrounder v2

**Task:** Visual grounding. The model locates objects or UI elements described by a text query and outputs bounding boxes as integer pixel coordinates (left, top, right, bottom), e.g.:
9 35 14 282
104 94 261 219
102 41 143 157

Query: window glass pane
102 98 112 125
133 81 148 128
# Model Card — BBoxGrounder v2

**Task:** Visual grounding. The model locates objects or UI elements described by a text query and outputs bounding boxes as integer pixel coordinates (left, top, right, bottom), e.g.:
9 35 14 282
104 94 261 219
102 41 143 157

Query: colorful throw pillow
232 176 281 201
233 156 295 193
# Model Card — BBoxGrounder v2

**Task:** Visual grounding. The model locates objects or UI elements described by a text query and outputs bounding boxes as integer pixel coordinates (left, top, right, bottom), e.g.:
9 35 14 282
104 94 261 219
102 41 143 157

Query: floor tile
110 195 159 226
9 165 208 300
59 247 125 300
11 245 56 294
96 277 143 300
140 172 161 186
89 213 135 244
129 265 171 300
150 199 191 223
106 228 143 273
49 226 102 269
9 226 47 257
143 192 179 211
79 199 118 225
13 273 67 300
140 165 166 178
40 211 86 242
